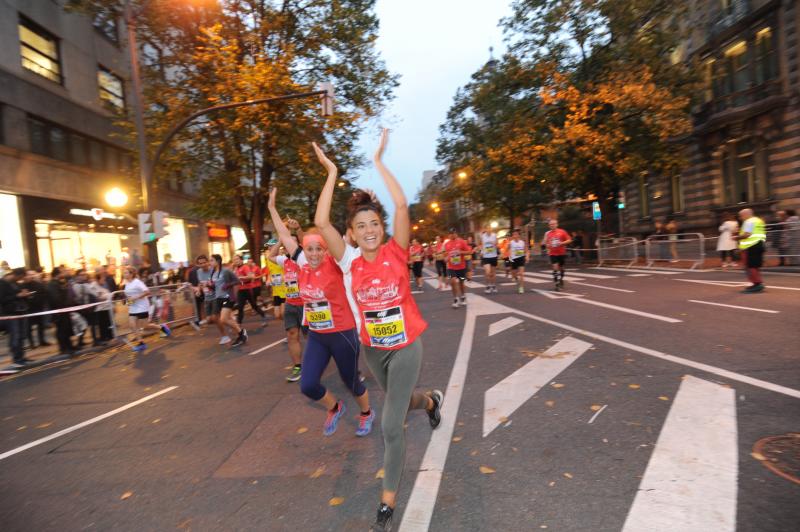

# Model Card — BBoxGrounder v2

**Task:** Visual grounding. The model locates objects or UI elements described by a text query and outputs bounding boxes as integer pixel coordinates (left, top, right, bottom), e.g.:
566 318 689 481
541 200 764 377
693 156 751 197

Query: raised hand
312 142 338 176
373 128 389 162
268 187 277 210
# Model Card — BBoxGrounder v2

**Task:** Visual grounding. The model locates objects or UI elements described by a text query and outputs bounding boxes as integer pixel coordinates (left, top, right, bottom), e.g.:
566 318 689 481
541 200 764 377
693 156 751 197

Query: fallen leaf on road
751 452 767 461
563 473 573 479
177 518 192 529
479 466 496 474
590 405 602 412
283 366 293 370
602 438 609 443
498 416 508 423
36 422 52 429
628 384 640 389
540 526 548 529
329 497 345 506
470 450 479 456
120 491 133 500
161 375 169 380
588 365 595 369
457 421 464 426
548 481 555 487
2 416 13 421
551 383 565 389
180 365 188 369
658 396 669 401
610 382 617 386
24 397 35 402
520 349 542 358
452 436 462 442
144 387 151 391
375 469 385 479
16 426 27 431
251 480 258 485
545 400 555 407
152 419 161 424
118 424 127 429
310 466 325 478
512 447 518 452
297 427 308 434
225 374 234 379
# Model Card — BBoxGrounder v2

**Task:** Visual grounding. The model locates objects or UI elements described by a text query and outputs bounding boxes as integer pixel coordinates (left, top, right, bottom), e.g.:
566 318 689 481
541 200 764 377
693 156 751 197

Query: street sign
318 82 335 116
592 201 602 220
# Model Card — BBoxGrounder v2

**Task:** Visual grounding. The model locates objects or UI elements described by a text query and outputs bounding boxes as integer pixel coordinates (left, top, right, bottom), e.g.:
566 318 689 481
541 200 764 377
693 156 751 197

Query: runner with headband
267 188 373 436
312 131 443 532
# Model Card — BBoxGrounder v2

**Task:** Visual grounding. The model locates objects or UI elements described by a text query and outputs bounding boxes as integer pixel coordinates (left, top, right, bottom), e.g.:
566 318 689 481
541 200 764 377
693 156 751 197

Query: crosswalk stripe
483 336 592 437
487 317 523 337
622 375 737 532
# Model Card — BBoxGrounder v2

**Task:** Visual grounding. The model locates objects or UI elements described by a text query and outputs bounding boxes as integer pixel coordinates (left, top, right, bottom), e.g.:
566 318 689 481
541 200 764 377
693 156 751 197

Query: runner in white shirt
122 266 171 352
480 227 499 293
508 228 529 294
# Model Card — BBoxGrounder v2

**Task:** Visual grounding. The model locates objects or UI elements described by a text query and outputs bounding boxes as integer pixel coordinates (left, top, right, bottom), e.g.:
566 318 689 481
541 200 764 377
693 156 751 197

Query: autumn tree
71 0 397 258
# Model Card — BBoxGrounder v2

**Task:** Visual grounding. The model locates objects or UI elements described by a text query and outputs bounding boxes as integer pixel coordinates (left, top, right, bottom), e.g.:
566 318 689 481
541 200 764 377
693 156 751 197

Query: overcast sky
351 0 513 216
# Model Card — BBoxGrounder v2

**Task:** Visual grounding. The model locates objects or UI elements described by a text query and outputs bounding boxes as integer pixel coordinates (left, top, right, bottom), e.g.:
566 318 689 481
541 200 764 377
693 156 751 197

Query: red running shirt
299 254 355 333
408 244 424 263
235 264 257 290
281 258 304 306
350 239 428 349
544 228 571 256
445 238 470 270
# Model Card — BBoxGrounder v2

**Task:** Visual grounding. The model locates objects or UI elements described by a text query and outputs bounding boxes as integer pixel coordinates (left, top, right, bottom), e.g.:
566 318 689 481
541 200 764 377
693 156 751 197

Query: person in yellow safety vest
733 208 767 293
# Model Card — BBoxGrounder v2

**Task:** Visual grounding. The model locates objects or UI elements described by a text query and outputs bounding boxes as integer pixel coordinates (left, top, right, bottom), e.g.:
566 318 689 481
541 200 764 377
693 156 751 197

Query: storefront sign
208 224 230 239
69 208 124 221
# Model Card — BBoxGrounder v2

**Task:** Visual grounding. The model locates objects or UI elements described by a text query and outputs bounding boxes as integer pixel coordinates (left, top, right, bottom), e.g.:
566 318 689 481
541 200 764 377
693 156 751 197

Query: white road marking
525 271 588 281
0 386 179 461
676 279 800 291
569 281 635 293
247 338 287 356
628 274 651 277
540 270 617 279
411 290 425 294
487 317 523 337
587 404 608 424
531 290 682 323
483 336 592 437
622 376 737 532
593 267 679 275
688 300 780 314
401 294 511 532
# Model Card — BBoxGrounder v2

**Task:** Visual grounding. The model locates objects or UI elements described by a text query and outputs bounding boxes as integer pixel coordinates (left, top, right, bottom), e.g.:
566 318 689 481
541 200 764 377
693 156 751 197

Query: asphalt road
1 266 798 531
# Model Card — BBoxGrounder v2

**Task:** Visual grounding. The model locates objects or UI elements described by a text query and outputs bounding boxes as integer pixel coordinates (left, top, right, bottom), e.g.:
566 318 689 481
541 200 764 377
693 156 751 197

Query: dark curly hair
346 190 386 228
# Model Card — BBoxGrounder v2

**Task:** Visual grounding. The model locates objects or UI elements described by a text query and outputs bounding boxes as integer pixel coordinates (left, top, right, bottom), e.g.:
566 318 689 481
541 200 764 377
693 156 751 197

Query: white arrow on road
622 375 738 532
531 289 682 323
483 336 592 437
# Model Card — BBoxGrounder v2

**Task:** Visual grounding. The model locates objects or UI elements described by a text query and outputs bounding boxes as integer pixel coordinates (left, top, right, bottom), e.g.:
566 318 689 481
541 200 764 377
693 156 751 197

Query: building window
639 174 651 218
722 138 770 205
19 17 62 83
98 67 125 110
723 41 749 95
671 175 685 213
92 11 118 43
755 27 777 84
703 59 715 103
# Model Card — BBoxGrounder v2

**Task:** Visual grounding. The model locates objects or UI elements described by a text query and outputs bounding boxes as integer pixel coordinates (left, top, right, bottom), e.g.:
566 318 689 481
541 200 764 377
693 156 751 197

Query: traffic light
152 210 169 239
138 212 155 243
318 82 335 117
618 190 626 210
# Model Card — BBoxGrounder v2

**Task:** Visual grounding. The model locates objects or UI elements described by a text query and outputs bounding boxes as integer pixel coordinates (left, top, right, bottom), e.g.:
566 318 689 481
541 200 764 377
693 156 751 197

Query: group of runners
408 218 574 304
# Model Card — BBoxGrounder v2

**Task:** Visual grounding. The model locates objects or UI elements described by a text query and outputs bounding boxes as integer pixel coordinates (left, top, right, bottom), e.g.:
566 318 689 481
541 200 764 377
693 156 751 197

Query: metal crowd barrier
109 283 198 340
646 232 705 269
765 223 800 265
598 237 639 267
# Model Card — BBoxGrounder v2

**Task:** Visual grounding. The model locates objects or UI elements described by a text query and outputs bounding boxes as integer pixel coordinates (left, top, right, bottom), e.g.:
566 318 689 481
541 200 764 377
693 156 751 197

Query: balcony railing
709 0 751 37
693 79 783 125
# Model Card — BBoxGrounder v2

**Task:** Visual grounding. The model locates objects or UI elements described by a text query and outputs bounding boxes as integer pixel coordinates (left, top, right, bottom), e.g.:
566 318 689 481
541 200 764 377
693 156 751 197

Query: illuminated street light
458 171 468 179
434 207 441 213
490 221 498 229
105 187 128 208
412 225 419 231
430 202 439 210
337 181 346 187
418 219 424 223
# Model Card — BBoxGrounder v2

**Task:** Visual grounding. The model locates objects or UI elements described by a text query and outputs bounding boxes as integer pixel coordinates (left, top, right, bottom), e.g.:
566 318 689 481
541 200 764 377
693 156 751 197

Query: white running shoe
451 301 459 308
484 287 491 294
219 335 231 345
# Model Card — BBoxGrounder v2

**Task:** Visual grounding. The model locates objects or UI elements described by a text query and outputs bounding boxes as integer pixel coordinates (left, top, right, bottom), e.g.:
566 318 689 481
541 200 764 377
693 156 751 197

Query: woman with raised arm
268 188 373 436
313 130 443 532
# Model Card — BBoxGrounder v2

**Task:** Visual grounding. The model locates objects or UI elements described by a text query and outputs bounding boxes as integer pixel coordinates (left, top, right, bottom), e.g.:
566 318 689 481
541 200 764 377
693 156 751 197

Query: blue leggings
300 328 366 401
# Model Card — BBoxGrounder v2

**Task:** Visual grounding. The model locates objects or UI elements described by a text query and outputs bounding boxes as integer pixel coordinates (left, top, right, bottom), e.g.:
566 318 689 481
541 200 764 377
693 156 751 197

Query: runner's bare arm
268 187 299 256
312 142 346 261
373 128 410 249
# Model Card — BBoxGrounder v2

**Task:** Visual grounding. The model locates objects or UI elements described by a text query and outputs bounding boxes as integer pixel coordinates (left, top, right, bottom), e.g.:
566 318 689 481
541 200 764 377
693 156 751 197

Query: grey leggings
362 338 430 492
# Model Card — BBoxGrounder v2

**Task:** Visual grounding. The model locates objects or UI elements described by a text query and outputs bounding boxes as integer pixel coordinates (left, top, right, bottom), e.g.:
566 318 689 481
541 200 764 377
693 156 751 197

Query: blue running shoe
356 409 375 437
132 342 147 352
323 401 346 436
160 324 171 337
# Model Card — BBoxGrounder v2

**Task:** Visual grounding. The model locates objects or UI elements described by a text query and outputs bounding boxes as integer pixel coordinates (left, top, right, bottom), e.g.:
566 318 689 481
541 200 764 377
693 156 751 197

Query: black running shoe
231 329 247 348
427 389 444 429
370 503 394 532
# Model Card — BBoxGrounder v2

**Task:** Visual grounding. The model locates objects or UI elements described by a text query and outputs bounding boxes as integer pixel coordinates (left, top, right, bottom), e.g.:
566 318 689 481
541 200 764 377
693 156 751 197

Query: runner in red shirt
543 218 573 290
232 255 267 325
268 188 373 436
444 228 471 308
312 132 443 531
408 238 425 290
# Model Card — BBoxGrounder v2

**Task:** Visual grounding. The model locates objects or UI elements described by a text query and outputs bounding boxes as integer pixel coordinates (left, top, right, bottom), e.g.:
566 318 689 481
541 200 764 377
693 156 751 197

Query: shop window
92 10 118 43
671 175 685 213
639 174 651 218
722 138 770 204
755 27 777 84
19 16 61 84
98 66 125 110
